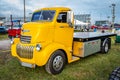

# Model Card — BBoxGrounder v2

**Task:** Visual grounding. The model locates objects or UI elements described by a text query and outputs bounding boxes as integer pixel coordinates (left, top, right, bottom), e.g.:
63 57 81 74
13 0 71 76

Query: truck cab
11 7 77 74
11 7 116 75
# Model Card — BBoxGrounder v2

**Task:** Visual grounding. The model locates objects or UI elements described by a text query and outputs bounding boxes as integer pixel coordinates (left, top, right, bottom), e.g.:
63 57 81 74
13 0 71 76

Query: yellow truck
11 7 116 75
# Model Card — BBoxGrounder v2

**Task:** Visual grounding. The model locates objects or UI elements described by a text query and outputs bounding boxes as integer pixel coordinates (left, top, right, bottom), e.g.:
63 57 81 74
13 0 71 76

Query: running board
69 56 80 63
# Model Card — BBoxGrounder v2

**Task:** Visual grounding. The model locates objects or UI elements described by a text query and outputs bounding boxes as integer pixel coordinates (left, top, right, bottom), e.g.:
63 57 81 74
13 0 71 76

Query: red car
98 26 110 30
8 20 22 39
91 25 98 29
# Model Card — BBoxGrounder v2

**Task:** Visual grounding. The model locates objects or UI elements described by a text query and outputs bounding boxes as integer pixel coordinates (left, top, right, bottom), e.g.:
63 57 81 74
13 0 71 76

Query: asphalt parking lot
0 40 11 64
0 40 11 52
0 40 10 50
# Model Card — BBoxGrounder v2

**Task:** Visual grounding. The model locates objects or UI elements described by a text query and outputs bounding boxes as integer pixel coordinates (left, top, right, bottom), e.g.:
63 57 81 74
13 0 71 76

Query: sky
0 0 120 24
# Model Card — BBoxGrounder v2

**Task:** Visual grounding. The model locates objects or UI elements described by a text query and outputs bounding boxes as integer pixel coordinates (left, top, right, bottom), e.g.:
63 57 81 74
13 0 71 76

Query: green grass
0 44 120 80
0 34 9 40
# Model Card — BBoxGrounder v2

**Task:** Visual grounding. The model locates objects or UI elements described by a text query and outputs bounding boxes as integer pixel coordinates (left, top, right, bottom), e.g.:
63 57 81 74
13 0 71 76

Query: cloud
0 0 120 23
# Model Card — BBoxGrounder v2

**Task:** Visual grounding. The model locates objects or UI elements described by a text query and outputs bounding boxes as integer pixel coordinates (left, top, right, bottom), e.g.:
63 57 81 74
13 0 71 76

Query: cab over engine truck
11 7 116 75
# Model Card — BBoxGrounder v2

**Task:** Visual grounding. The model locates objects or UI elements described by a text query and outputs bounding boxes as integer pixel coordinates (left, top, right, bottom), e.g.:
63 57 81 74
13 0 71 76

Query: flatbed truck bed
73 32 116 57
74 32 116 42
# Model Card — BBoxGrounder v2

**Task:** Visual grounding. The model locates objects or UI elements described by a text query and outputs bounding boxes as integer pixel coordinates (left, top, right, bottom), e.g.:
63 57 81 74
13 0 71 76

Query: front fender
11 38 20 57
34 43 71 66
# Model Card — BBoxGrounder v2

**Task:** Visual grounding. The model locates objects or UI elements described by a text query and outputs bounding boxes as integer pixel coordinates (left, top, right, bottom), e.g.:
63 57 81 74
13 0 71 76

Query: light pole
110 3 116 28
107 16 110 26
24 0 26 23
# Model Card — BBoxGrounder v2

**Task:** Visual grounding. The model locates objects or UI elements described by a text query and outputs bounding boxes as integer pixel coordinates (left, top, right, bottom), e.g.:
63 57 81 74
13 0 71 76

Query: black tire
101 40 109 53
45 50 66 75
108 38 111 49
109 67 120 80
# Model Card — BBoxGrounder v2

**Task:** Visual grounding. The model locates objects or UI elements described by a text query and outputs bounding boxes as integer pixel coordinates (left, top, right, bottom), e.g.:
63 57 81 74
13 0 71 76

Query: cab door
54 12 74 51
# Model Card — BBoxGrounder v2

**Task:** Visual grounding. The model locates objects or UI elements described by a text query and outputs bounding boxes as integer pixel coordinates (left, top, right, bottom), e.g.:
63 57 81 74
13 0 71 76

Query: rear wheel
45 50 66 75
101 40 109 53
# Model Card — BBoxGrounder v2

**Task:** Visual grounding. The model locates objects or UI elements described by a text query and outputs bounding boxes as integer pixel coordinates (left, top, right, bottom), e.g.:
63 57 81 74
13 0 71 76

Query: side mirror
67 11 74 27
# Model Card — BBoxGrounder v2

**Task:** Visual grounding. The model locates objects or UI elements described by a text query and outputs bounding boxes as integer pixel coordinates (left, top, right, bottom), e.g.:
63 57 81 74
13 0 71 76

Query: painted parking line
0 50 11 53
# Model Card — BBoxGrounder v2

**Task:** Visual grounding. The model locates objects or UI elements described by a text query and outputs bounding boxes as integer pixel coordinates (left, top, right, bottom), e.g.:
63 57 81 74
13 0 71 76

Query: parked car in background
97 24 110 30
0 26 7 34
114 23 120 30
90 25 98 29
98 26 110 30
8 20 22 39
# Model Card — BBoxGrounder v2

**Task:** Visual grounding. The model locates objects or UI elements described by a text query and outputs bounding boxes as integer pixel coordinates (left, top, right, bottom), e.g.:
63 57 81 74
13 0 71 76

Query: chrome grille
16 44 34 59
20 35 31 43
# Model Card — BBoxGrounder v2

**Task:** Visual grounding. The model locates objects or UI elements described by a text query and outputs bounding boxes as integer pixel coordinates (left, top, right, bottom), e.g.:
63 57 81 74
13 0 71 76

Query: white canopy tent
74 19 89 30
0 21 4 24
74 19 88 26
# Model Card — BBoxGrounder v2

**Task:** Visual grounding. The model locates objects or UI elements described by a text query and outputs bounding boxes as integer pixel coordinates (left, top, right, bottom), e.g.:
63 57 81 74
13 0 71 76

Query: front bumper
21 61 36 68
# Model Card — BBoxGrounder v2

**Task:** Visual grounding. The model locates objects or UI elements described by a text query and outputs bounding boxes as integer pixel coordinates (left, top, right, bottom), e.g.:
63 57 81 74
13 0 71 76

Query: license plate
21 62 36 68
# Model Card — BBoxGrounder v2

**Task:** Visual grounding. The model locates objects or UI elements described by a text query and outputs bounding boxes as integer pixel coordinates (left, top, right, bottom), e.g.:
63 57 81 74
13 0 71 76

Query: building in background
6 17 31 22
4 16 31 27
0 17 6 21
95 20 109 26
0 17 6 26
74 14 91 30
94 20 111 30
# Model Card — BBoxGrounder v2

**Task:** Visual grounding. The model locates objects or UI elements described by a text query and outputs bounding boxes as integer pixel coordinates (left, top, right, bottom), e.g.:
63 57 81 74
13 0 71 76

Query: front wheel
45 50 66 75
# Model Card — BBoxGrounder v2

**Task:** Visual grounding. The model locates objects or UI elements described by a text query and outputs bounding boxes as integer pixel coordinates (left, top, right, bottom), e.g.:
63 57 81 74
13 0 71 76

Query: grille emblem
20 35 31 43
22 29 30 33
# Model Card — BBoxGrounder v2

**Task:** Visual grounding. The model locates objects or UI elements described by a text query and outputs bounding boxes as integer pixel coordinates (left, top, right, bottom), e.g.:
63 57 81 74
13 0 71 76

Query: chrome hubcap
53 56 63 71
105 43 108 52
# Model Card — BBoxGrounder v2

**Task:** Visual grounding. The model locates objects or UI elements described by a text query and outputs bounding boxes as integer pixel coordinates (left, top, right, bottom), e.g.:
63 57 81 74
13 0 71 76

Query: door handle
59 26 64 28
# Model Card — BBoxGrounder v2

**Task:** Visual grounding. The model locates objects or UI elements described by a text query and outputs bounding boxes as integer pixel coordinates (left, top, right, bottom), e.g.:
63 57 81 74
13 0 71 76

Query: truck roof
34 7 71 12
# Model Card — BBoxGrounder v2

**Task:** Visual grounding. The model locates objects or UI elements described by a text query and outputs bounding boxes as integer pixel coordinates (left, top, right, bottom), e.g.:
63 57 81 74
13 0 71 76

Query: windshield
31 10 55 22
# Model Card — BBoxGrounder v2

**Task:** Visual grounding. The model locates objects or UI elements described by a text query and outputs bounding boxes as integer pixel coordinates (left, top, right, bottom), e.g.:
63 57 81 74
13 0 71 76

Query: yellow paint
11 38 20 57
73 41 84 57
11 7 79 67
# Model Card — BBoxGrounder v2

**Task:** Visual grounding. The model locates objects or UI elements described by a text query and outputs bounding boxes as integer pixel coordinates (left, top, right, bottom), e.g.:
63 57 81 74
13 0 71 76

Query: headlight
10 40 14 44
10 38 14 44
36 44 41 51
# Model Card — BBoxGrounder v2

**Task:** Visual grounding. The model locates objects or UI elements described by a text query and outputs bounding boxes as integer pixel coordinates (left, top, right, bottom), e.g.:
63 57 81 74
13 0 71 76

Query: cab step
69 56 80 63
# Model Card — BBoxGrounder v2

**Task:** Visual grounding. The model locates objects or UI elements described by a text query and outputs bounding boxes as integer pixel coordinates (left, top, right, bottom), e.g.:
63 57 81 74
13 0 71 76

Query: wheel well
58 49 68 63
